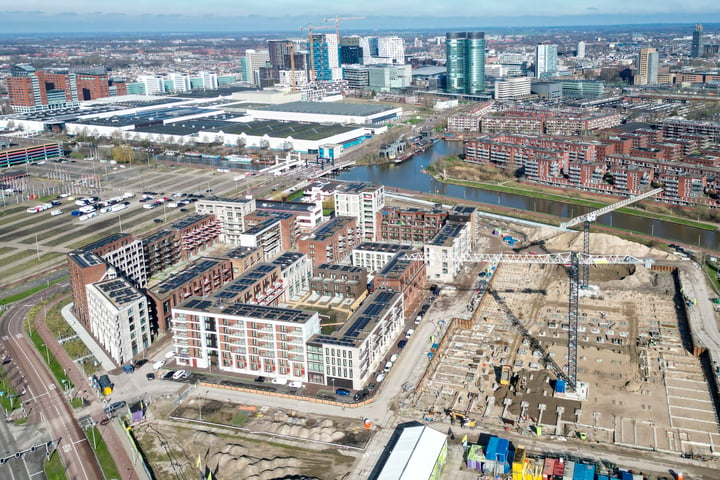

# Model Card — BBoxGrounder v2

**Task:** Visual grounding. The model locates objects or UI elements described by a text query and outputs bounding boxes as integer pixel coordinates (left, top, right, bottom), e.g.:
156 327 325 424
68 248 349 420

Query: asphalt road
0 285 104 480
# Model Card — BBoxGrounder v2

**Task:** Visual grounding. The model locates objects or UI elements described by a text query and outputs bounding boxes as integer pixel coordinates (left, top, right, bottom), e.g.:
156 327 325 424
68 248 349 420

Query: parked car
254 376 266 383
271 378 288 385
146 373 155 381
152 360 165 370
288 381 304 388
390 353 399 363
375 373 386 383
173 370 187 380
335 388 351 396
397 340 407 350
104 401 126 414
353 390 370 402
405 329 415 339
384 361 393 373
415 315 422 325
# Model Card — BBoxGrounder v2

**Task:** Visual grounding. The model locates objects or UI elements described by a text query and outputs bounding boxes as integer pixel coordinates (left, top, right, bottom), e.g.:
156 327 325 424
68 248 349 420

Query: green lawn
86 427 121 480
44 450 68 480
27 328 74 390
0 367 20 412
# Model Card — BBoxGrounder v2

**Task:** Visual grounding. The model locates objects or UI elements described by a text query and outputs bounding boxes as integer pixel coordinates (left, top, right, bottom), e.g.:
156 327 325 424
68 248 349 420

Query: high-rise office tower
359 37 379 64
445 32 485 95
535 44 558 78
244 49 270 85
308 33 342 81
691 24 705 58
378 36 405 64
635 48 659 85
576 41 586 59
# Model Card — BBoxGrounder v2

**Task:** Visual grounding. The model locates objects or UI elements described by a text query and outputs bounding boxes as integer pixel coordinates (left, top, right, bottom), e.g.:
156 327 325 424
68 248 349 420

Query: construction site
410 218 720 462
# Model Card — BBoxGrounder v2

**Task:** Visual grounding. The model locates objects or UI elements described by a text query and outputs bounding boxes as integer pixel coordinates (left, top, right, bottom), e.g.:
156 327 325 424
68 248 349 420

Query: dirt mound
544 231 672 259
210 446 308 480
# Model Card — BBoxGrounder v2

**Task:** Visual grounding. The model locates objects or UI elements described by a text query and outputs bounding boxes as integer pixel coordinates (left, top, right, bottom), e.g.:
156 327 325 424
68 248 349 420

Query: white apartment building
270 252 312 302
195 197 256 244
352 242 415 273
306 290 405 390
100 239 147 288
167 73 191 93
197 71 219 90
423 221 472 283
172 300 320 382
86 278 151 365
334 182 384 241
494 77 532 100
137 75 166 95
378 36 406 64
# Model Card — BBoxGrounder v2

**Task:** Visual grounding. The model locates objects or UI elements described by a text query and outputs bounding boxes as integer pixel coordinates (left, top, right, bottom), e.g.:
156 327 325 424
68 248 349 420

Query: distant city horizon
1 10 720 35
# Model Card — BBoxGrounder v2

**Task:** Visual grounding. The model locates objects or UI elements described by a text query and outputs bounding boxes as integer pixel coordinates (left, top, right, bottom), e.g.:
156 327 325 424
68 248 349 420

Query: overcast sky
2 1 720 33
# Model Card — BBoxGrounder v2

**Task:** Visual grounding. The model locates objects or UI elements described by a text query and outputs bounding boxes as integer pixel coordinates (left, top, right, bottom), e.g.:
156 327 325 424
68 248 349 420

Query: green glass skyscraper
446 32 485 95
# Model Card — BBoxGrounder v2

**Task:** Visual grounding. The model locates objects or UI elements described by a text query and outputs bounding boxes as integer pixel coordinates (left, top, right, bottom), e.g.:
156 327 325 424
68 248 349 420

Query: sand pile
210 446 307 480
544 232 673 260
601 266 655 290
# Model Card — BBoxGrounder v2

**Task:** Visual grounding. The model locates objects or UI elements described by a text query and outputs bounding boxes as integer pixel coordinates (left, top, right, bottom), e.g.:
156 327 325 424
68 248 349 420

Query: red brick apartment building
310 264 368 300
6 64 119 112
147 257 234 332
373 253 426 312
377 207 448 245
296 216 359 270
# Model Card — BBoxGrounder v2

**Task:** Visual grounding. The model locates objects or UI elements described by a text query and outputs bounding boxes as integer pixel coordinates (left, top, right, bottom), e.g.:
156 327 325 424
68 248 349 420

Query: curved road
0 285 104 480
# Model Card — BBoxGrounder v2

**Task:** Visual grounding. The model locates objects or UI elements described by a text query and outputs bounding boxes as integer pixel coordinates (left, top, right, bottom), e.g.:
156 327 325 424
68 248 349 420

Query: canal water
335 141 719 250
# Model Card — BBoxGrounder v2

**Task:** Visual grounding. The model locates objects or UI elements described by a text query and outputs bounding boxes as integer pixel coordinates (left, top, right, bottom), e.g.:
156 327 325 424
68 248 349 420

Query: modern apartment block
352 242 415 273
195 197 256 244
255 199 323 233
220 246 265 276
446 102 494 133
424 222 472 283
269 252 312 302
239 216 289 260
68 233 147 330
373 253 426 312
480 110 622 136
146 257 234 333
6 64 122 112
445 32 485 95
86 277 151 365
142 214 220 276
172 299 320 382
334 182 385 242
306 290 405 390
297 216 360 269
310 264 368 300
377 207 448 245
308 33 342 81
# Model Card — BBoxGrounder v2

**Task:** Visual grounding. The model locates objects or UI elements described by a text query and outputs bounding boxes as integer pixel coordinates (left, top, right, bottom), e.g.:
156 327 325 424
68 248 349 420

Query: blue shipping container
556 379 566 394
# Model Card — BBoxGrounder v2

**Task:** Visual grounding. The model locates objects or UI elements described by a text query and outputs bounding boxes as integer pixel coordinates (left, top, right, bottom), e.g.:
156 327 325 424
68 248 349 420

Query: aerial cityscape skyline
2 3 720 479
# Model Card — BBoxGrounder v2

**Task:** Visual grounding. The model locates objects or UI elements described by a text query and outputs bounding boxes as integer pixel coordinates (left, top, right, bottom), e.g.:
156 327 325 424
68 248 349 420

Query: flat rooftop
151 257 229 295
222 246 261 260
74 107 220 128
301 216 354 242
270 252 306 269
201 120 359 141
255 101 397 117
379 253 415 278
82 233 131 253
256 199 318 213
133 115 241 136
94 278 143 308
68 251 104 269
310 290 401 348
428 221 467 247
177 297 316 324
210 263 280 301
354 242 414 254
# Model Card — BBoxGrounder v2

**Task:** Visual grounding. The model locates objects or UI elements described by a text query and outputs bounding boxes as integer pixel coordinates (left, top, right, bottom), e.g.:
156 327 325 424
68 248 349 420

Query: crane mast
559 187 663 288
405 251 653 392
